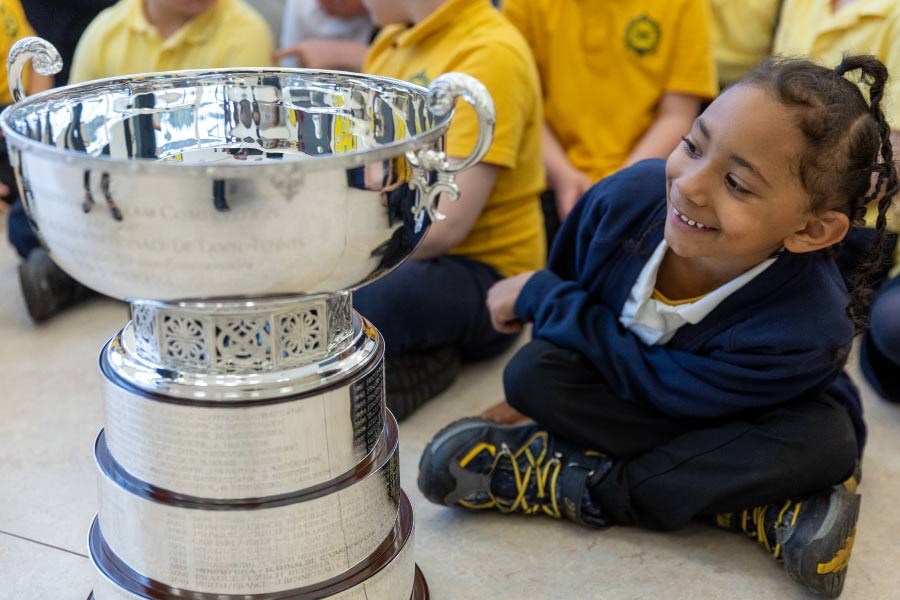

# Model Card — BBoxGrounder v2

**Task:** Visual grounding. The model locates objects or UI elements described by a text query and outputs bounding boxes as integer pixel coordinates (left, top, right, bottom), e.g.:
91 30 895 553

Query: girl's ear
783 210 850 253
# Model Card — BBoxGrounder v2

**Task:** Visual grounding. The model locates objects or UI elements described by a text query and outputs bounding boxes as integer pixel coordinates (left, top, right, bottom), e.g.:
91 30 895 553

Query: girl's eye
725 174 750 194
681 136 699 157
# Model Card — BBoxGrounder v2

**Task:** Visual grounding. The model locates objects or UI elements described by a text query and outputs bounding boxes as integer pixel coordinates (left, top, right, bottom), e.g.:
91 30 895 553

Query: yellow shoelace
493 432 563 518
457 431 564 517
739 500 802 559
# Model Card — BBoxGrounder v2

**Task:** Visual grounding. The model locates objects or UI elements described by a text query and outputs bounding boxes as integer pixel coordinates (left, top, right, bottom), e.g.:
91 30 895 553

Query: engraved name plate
103 359 385 498
96 422 400 595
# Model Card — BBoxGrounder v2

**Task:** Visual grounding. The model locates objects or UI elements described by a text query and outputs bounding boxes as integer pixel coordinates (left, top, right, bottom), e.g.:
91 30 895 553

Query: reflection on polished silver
88 492 419 600
5 36 62 103
407 73 496 226
102 325 385 497
104 310 381 401
2 39 495 300
2 37 489 600
130 293 353 374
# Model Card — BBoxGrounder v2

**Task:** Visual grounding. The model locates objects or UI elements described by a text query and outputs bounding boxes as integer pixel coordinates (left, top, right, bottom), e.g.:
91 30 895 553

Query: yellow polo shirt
0 0 35 105
774 0 900 129
709 0 781 86
69 0 275 83
774 0 900 271
365 0 545 276
503 0 717 182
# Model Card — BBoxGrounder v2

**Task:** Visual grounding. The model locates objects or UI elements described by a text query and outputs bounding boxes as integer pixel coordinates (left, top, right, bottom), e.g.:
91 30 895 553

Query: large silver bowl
0 38 494 301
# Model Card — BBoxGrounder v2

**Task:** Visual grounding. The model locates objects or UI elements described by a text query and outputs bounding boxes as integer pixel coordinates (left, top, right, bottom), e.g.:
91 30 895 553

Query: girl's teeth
674 207 710 230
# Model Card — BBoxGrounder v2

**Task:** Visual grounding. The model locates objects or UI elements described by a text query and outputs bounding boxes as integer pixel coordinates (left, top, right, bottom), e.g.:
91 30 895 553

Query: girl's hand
486 271 535 334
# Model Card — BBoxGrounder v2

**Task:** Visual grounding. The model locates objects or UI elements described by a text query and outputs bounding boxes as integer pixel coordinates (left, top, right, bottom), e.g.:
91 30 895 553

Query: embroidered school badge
408 70 431 87
625 15 660 56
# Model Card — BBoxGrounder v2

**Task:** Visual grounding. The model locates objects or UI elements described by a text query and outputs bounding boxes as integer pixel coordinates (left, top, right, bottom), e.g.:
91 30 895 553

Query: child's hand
554 167 592 219
274 40 366 71
318 0 368 19
486 271 535 334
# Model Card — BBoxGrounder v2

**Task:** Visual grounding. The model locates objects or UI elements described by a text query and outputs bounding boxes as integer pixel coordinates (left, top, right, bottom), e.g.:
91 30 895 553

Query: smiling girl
416 55 898 597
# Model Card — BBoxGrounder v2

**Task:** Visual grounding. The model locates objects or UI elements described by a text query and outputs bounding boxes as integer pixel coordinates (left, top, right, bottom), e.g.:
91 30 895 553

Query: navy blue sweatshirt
515 160 864 449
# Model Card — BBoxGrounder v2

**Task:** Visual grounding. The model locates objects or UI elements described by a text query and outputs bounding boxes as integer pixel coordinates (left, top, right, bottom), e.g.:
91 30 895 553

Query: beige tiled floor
2 242 899 599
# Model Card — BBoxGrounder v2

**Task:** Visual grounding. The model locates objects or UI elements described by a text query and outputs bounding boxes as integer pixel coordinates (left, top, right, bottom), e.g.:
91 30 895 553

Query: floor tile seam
0 529 88 559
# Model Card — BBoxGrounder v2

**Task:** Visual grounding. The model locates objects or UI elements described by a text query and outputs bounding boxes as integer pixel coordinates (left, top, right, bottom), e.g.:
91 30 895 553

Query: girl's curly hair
742 55 899 330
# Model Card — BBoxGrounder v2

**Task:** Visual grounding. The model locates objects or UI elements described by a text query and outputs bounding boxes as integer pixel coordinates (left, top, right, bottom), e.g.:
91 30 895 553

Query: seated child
70 0 274 82
418 56 897 597
287 0 546 419
11 0 275 323
501 0 717 238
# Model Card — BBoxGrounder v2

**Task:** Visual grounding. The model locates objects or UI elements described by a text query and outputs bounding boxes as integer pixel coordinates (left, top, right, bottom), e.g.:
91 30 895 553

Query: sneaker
18 248 94 322
417 417 612 527
385 346 461 421
716 485 861 597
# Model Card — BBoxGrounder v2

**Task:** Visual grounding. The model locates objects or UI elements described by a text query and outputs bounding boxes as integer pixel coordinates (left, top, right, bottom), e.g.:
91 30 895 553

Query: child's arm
515 270 848 419
621 92 700 169
410 163 499 259
274 40 369 71
543 123 593 219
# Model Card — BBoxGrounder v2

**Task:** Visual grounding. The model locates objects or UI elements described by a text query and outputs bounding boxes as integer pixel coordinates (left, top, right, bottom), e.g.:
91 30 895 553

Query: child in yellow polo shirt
13 0 275 324
708 0 782 87
502 0 717 238
281 0 546 419
69 0 275 83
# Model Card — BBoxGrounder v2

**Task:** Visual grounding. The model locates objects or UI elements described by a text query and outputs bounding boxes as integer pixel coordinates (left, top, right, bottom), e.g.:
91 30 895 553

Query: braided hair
742 55 899 330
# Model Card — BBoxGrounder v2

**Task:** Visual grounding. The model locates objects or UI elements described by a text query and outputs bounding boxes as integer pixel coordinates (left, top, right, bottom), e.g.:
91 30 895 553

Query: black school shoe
417 417 612 527
716 484 861 597
385 346 461 421
18 248 94 323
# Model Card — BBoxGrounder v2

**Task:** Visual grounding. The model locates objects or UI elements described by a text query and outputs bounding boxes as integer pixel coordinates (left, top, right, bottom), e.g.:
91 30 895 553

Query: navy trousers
7 198 39 259
353 255 517 360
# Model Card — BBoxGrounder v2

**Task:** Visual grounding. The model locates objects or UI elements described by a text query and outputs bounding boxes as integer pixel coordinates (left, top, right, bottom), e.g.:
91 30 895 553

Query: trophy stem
129 292 354 376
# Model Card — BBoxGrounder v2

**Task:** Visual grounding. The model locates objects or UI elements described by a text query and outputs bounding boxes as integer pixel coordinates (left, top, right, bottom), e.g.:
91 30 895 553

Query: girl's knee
788 404 858 487
503 340 559 412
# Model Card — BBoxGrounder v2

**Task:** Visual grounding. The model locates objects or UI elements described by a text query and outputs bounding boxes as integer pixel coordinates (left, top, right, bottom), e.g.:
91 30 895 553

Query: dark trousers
353 255 516 360
7 198 39 259
861 275 900 402
504 339 859 531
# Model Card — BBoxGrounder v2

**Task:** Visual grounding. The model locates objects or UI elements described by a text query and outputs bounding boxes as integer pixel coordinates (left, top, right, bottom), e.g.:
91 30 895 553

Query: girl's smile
670 205 718 232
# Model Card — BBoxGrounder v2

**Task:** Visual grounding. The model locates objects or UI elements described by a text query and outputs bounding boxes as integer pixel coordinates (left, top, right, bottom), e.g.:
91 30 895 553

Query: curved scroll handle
6 37 62 103
407 72 496 227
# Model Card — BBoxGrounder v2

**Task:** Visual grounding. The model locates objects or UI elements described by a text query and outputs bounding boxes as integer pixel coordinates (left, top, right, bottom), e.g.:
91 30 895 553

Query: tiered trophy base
87 570 429 600
85 298 428 599
87 492 428 599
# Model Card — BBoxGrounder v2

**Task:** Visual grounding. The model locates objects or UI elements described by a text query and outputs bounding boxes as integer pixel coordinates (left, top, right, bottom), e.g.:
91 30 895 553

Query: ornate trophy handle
6 37 63 103
407 72 496 228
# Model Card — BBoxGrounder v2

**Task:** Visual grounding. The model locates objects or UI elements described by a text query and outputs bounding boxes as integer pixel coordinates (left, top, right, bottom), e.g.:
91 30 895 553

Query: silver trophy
3 37 495 599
